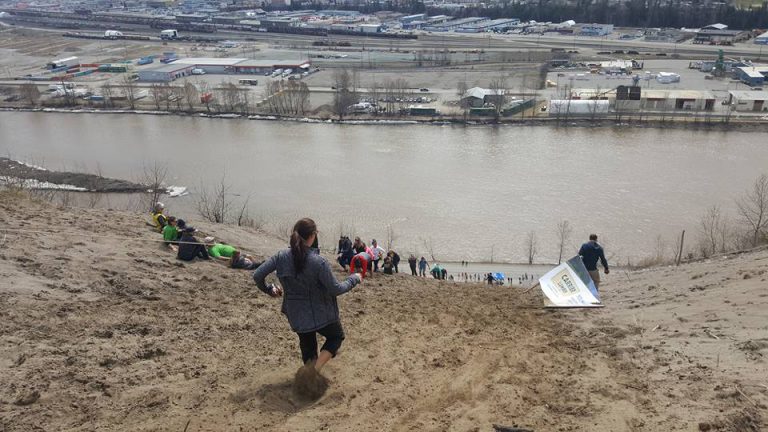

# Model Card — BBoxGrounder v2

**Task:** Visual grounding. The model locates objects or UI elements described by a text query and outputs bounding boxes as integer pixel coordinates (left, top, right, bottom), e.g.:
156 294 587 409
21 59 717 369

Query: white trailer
104 30 123 39
160 29 179 40
656 72 681 84
47 56 79 70
548 99 610 115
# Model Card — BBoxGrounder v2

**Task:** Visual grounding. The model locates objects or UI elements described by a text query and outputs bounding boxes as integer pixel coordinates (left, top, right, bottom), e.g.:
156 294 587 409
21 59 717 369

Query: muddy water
1 111 766 264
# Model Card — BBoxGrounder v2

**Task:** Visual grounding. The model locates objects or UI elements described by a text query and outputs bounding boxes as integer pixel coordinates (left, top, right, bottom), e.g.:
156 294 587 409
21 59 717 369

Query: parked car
191 68 205 75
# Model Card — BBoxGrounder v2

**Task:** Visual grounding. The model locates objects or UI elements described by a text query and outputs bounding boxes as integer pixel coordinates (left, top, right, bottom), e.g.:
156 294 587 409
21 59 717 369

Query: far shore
3 106 768 131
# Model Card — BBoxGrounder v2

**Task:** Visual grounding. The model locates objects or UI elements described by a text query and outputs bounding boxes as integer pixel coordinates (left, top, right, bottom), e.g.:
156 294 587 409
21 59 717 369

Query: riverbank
1 191 765 431
3 106 768 131
0 157 148 192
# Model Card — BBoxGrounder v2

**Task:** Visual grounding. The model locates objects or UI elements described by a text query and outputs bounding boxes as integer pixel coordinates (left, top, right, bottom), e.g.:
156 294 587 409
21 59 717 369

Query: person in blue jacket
253 218 362 372
578 234 610 289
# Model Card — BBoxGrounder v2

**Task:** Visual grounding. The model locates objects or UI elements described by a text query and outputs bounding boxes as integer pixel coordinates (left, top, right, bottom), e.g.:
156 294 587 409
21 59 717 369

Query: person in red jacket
350 250 371 278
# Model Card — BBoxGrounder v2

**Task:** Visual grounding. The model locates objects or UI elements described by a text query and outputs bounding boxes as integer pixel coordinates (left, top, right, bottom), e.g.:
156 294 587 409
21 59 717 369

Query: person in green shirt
204 237 238 262
162 217 179 250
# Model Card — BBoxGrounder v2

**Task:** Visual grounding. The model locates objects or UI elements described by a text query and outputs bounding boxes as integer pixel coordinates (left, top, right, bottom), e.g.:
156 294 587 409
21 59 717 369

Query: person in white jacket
370 239 385 273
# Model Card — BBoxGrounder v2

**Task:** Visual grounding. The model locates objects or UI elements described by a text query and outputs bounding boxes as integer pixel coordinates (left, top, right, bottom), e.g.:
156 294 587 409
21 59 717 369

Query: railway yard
1 15 767 119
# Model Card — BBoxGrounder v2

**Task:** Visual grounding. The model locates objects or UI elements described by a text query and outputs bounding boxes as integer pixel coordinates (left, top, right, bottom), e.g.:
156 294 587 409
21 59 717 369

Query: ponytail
290 218 317 274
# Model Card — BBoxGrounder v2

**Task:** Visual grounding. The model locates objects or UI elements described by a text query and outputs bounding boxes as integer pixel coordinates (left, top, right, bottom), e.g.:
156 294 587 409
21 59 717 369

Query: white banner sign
538 256 602 308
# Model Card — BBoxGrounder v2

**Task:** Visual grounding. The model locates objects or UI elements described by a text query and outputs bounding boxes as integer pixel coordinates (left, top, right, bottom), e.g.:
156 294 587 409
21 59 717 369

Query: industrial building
694 23 750 45
400 14 426 24
231 60 311 74
461 87 506 108
137 58 311 81
569 88 718 112
137 63 196 82
402 15 450 30
549 99 610 115
170 57 247 74
727 90 768 111
579 23 613 36
644 28 691 43
455 18 520 33
734 66 768 87
423 17 488 32
640 89 717 111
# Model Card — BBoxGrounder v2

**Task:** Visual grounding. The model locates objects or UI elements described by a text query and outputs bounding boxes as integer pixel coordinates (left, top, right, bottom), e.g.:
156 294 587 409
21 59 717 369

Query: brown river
2 111 766 265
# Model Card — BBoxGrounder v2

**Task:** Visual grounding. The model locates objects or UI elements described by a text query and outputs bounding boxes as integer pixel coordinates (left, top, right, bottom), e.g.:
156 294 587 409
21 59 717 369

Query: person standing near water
370 239 385 272
418 257 429 277
252 218 362 398
578 234 609 290
408 254 418 276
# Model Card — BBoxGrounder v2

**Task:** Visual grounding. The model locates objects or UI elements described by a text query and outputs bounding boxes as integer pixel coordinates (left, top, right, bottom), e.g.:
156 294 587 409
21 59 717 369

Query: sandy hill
0 191 766 432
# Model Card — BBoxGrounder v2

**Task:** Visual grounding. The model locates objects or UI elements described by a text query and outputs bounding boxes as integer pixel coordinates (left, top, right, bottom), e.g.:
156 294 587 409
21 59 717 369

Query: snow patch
0 176 88 191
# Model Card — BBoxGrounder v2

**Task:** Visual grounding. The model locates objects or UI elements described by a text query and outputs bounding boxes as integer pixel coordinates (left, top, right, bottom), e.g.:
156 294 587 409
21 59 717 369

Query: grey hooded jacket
253 249 359 333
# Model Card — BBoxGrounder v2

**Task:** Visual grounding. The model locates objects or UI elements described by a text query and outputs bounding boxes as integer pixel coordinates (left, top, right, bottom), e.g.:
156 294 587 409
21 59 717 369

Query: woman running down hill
252 218 362 399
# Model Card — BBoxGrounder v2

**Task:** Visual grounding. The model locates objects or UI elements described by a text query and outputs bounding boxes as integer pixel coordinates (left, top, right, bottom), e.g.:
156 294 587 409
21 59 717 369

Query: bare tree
736 174 768 247
332 68 357 120
336 219 357 243
182 80 198 112
198 82 213 112
555 220 573 265
273 219 294 241
653 234 666 263
587 85 603 121
369 80 381 114
85 164 105 209
456 79 469 120
263 80 310 116
19 83 40 106
382 78 396 115
699 205 725 257
149 84 164 110
456 79 468 100
385 223 397 251
196 174 232 224
162 82 174 111
488 75 509 121
235 193 264 229
394 78 411 113
218 82 246 113
101 84 115 108
60 79 78 107
138 162 168 213
525 231 538 264
121 75 138 109
421 237 437 261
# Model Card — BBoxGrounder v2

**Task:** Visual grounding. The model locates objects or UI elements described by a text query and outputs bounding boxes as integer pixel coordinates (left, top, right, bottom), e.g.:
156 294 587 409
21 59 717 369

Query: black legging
297 321 345 364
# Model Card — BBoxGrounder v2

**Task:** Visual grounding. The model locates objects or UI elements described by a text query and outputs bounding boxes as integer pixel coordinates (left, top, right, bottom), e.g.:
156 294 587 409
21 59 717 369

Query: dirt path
0 191 765 431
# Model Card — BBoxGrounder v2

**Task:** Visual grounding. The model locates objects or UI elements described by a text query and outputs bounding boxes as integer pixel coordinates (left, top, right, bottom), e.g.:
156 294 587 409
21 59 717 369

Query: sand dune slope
0 192 765 431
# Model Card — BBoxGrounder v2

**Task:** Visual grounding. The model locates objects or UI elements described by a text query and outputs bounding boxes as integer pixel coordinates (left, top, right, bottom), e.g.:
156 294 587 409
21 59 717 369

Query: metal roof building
734 66 768 87
137 63 196 82
728 90 768 111
231 59 311 74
